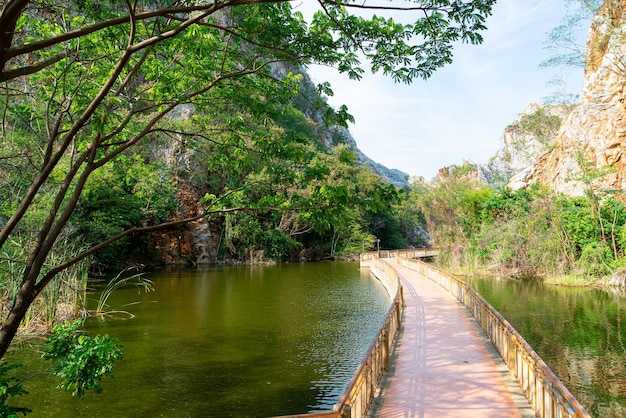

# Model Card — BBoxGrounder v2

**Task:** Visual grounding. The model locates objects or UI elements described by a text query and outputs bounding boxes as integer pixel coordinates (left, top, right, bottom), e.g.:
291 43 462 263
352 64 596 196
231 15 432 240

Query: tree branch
0 51 71 83
33 203 327 295
0 0 30 71
321 1 449 12
3 4 223 61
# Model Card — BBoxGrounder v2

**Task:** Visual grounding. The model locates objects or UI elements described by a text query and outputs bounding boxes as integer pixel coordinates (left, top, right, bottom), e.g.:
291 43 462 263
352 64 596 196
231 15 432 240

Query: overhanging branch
33 203 328 294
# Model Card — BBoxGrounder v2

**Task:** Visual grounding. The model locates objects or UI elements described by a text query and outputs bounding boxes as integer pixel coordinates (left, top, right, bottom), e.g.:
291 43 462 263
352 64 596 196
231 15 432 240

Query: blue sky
297 1 590 180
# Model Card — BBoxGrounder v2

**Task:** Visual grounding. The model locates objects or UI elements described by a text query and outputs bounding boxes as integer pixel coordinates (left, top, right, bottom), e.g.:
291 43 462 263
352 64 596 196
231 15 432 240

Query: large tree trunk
0 275 36 358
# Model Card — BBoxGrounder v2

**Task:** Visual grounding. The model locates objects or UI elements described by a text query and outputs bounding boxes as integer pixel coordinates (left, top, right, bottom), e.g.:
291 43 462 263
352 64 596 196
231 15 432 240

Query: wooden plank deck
368 259 535 418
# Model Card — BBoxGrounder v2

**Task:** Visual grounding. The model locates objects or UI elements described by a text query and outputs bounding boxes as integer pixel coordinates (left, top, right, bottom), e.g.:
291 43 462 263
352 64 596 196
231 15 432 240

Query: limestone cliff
150 68 407 265
490 103 572 189
507 0 626 197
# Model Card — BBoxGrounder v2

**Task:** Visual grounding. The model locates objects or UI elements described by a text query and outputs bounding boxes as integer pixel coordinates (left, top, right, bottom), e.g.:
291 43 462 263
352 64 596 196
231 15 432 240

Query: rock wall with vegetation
406 1 626 283
147 65 409 266
489 103 571 188
507 0 626 198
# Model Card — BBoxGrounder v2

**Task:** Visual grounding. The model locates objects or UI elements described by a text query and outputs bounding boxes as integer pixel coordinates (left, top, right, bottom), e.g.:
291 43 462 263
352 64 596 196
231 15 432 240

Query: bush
0 321 123 416
74 156 177 269
262 229 302 261
576 242 613 277
42 320 124 399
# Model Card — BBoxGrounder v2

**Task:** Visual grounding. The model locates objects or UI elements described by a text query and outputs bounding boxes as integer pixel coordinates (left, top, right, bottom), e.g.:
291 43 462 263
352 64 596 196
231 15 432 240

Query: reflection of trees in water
468 277 625 417
606 285 626 299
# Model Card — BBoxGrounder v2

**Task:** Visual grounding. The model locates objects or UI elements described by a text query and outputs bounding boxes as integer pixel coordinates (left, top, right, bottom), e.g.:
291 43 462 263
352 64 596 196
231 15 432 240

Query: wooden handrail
395 254 591 418
360 248 438 267
274 254 404 418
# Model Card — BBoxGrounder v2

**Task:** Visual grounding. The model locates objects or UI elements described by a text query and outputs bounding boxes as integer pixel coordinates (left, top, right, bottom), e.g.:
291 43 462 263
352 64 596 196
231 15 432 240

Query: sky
294 1 591 180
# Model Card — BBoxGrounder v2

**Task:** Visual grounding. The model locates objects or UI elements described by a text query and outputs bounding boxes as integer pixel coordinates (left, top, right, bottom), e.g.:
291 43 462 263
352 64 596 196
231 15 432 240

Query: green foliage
618 224 626 257
0 231 90 331
410 173 626 279
223 211 303 261
217 143 402 261
74 156 177 269
365 209 407 251
0 321 123 415
42 320 123 399
76 168 144 267
576 242 613 277
513 107 563 146
411 172 492 264
0 363 31 417
262 229 302 261
395 189 431 249
556 197 597 253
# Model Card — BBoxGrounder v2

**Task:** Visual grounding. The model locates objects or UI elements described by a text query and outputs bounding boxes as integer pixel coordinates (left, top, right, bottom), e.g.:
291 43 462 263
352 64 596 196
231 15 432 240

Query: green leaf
42 321 123 399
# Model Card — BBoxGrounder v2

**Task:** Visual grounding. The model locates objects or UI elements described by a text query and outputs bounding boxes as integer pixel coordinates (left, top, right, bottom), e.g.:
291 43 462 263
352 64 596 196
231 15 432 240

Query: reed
0 233 90 334
93 268 154 318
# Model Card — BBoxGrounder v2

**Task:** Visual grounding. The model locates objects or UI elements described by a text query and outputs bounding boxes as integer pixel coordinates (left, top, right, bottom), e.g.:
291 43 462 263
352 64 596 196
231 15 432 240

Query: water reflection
7 262 389 417
467 276 626 418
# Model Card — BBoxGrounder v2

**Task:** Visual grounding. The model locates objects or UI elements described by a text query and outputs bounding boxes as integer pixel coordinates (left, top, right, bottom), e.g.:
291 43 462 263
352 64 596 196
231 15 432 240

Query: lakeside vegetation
0 0 624 415
401 166 626 286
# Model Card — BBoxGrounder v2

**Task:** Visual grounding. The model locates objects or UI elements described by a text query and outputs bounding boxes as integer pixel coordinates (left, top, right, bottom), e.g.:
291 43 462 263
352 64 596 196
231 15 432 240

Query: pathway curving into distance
368 258 534 418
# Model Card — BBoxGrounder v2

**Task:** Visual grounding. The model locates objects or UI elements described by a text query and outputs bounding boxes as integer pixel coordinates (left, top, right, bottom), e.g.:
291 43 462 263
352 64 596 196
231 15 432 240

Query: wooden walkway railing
276 249 590 418
395 250 591 418
275 250 437 418
359 248 439 267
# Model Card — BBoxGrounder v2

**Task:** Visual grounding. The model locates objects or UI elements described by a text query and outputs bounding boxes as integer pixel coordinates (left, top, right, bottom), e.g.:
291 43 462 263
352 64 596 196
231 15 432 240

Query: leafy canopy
0 0 495 362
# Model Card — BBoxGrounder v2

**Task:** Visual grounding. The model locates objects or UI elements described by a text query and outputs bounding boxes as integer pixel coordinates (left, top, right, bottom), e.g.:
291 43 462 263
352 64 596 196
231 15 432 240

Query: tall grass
92 268 154 319
0 232 90 335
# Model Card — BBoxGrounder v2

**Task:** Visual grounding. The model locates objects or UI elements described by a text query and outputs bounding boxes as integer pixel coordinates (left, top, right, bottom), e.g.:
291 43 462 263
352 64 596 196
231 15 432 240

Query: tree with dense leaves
0 0 494 364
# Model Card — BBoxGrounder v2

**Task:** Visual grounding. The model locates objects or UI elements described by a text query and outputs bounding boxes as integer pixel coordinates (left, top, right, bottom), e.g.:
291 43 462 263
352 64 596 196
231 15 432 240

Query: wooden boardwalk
368 259 535 418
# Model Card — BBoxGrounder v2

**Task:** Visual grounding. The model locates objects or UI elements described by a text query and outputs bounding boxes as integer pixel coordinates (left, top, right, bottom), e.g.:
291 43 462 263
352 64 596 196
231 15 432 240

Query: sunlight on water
467 276 626 418
6 261 389 417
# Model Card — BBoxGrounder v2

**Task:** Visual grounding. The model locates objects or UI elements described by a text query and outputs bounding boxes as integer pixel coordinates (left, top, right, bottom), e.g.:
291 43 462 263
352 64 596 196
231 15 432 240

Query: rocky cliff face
150 68 407 265
507 0 626 197
152 183 224 265
491 103 572 189
328 126 409 188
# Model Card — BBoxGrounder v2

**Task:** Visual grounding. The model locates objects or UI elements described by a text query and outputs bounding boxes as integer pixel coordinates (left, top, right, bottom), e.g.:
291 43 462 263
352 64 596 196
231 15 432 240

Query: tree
0 0 495 362
540 0 602 104
412 168 491 267
219 144 402 260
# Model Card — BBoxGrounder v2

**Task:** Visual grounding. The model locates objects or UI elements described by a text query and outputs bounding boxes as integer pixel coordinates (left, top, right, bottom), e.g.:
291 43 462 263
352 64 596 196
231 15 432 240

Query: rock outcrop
150 67 407 265
507 0 626 197
435 160 492 184
152 183 224 265
489 103 571 187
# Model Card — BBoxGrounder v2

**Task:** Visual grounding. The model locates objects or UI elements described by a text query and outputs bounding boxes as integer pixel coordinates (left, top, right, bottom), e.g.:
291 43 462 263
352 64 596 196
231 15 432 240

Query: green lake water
8 262 624 418
6 261 390 417
467 276 626 418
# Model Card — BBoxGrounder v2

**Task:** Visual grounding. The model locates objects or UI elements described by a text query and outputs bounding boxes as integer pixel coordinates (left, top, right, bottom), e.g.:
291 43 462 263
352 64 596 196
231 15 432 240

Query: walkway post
382 328 390 371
